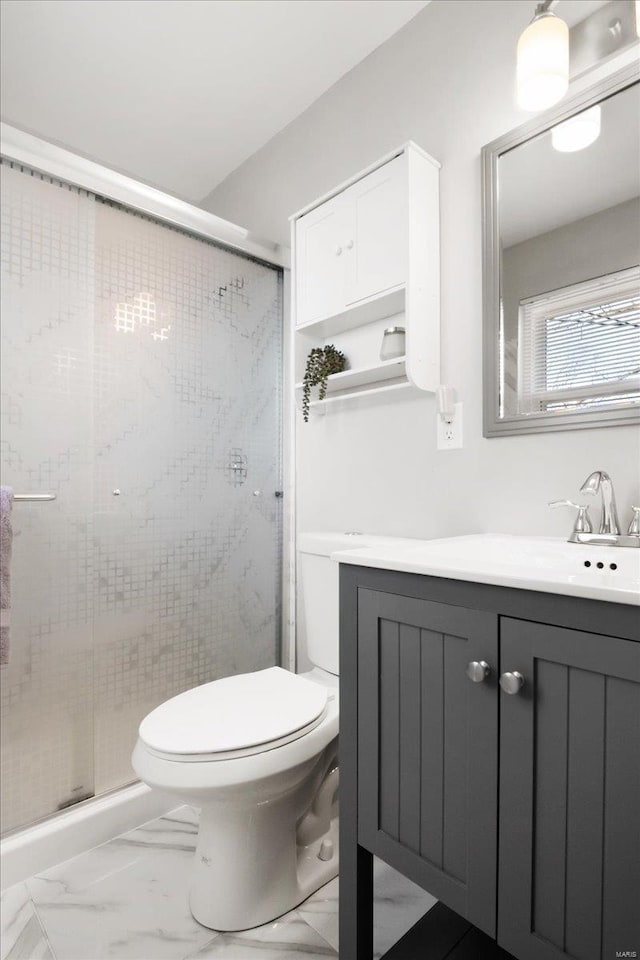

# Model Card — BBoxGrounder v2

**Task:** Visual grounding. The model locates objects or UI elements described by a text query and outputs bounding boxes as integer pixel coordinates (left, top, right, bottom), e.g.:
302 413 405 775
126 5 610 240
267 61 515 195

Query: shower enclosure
0 158 284 835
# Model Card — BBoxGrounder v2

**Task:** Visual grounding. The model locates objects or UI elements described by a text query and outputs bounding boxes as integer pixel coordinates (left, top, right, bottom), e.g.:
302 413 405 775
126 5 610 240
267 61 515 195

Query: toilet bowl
132 666 338 930
132 532 391 931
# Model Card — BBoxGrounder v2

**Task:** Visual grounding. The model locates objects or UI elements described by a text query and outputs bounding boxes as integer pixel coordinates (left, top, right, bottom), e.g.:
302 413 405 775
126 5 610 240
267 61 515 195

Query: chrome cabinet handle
500 671 524 695
466 660 491 683
335 245 343 256
346 239 354 250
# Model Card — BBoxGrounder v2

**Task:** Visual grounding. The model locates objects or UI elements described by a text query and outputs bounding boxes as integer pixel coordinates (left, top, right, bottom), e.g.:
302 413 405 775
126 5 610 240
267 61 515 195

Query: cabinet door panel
420 629 444 867
357 589 498 937
398 623 421 850
602 676 640 957
345 155 407 305
442 632 469 883
379 618 400 838
295 194 348 325
498 618 640 960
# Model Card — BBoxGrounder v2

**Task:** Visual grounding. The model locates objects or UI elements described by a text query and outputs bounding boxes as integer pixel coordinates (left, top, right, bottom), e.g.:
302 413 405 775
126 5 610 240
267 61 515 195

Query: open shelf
308 380 415 410
295 285 405 339
296 356 407 396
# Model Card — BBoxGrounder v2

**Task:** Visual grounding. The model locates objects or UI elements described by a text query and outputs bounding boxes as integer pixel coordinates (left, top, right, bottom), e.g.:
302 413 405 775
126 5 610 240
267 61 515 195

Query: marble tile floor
1 806 436 960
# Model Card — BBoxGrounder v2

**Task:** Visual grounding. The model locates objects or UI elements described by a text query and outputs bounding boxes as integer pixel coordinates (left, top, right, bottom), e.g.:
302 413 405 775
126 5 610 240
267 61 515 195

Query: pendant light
517 1 569 112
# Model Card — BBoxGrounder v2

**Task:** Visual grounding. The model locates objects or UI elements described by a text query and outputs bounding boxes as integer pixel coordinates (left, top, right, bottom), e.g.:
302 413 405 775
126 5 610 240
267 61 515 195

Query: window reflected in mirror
498 81 640 422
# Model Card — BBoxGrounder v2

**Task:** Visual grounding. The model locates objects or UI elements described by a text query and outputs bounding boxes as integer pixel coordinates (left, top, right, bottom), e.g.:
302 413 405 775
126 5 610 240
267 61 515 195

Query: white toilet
132 531 361 932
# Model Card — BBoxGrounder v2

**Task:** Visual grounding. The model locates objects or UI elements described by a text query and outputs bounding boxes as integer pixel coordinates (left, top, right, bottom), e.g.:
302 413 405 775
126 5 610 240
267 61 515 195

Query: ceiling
500 81 639 247
0 0 429 204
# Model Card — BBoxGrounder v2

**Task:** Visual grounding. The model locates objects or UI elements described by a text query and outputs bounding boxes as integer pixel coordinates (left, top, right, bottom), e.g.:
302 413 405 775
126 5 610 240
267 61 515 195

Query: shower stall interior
0 159 283 836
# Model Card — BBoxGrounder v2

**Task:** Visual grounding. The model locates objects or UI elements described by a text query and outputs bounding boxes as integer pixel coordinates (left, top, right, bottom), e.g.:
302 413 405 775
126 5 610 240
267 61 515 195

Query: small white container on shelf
379 326 406 362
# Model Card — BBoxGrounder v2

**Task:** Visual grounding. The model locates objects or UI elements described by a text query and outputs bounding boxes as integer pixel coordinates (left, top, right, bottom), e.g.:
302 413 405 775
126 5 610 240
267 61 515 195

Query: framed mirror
482 64 640 437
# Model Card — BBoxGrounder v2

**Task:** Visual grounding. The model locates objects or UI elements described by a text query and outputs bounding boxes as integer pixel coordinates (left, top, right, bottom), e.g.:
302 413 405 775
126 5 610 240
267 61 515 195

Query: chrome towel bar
12 493 57 502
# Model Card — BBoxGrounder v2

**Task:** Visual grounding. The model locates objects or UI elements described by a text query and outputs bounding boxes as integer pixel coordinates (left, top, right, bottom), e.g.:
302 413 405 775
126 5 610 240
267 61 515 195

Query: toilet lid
138 667 329 757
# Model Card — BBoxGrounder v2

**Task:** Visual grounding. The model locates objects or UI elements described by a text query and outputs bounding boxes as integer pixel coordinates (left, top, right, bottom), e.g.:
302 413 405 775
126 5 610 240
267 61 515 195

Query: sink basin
332 534 640 605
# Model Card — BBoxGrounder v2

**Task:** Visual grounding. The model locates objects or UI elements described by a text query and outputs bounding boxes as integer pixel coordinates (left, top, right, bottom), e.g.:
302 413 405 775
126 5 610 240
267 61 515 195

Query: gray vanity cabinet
356 589 499 938
498 619 640 960
339 564 640 960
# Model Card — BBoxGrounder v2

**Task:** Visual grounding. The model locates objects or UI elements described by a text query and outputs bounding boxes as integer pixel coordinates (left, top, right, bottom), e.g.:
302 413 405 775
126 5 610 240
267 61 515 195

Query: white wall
204 0 639 546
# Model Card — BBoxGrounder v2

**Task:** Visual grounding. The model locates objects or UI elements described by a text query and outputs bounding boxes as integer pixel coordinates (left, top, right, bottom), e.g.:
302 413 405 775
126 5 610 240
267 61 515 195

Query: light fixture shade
517 13 570 112
551 105 601 152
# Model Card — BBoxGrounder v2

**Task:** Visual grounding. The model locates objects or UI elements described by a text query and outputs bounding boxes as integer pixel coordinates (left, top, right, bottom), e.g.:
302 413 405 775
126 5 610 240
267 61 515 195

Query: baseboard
1 782 177 890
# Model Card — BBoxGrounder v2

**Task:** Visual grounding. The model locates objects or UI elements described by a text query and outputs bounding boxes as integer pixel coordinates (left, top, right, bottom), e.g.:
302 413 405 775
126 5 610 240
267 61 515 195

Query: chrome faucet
579 470 621 535
549 471 639 547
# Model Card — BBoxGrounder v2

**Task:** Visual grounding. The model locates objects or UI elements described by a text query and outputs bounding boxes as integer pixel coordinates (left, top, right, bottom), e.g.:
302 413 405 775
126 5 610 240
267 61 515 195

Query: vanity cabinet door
498 618 640 960
357 589 499 938
295 192 349 326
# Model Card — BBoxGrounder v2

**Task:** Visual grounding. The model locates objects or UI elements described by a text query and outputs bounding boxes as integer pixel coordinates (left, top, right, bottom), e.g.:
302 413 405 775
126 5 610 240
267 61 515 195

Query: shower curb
1 782 176 890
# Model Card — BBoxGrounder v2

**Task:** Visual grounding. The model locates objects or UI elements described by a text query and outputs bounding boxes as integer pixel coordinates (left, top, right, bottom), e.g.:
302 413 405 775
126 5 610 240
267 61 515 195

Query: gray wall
502 196 640 343
204 0 639 550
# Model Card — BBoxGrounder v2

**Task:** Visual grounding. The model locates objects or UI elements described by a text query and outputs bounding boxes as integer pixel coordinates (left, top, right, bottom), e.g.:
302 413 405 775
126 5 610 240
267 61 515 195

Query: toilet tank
298 531 418 676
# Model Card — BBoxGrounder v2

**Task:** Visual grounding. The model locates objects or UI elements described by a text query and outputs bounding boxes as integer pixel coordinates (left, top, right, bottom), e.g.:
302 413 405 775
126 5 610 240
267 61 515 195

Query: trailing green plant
302 344 347 421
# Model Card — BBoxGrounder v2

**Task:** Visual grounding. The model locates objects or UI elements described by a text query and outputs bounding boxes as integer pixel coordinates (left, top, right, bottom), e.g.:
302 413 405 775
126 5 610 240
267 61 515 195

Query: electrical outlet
437 401 463 450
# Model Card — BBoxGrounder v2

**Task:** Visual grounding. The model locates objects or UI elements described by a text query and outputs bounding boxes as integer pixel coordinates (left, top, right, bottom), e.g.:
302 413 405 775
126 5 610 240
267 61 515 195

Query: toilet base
189 803 339 931
295 811 339 908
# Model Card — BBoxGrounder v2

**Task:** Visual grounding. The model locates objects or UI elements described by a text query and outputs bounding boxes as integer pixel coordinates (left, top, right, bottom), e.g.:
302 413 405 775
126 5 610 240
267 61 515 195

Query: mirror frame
482 62 640 437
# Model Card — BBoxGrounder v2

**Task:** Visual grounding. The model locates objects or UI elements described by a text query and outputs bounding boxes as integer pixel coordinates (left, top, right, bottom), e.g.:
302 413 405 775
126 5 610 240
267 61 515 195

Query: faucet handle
628 506 640 536
548 500 593 534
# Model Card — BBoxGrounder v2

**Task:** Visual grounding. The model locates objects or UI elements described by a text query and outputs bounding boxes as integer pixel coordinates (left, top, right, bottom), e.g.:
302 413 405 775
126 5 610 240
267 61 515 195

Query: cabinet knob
346 239 354 250
335 245 343 256
466 660 490 682
499 671 525 695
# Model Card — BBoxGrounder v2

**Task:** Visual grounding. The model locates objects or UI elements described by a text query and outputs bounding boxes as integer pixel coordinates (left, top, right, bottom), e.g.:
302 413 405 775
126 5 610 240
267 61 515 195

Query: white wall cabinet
346 154 406 306
295 191 349 326
296 155 407 326
291 142 440 407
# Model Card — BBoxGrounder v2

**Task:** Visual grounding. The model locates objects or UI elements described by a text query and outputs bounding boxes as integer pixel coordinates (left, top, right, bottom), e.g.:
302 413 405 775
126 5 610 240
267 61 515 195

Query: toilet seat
139 667 331 763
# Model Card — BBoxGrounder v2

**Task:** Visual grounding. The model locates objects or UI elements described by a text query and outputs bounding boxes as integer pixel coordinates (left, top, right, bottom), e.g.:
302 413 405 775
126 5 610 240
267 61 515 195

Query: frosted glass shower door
1 160 283 833
0 164 96 833
92 202 283 794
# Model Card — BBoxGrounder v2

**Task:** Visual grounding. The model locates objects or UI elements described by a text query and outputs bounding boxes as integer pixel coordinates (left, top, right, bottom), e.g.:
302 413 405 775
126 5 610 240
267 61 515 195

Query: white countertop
332 534 640 606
